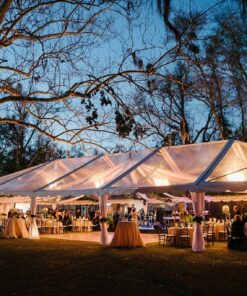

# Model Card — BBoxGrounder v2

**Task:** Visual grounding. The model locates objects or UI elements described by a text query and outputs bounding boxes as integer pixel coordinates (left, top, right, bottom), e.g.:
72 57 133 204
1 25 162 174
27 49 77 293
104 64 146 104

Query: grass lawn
0 238 246 296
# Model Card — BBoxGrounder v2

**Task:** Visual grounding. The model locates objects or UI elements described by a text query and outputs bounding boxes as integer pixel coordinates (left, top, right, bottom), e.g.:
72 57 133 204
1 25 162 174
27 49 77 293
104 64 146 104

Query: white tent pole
98 193 110 246
191 192 205 252
28 196 40 240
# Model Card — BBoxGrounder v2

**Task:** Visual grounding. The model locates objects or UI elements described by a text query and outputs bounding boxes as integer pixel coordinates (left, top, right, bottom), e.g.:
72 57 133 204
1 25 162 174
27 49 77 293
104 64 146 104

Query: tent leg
29 196 40 240
99 194 110 246
191 192 205 252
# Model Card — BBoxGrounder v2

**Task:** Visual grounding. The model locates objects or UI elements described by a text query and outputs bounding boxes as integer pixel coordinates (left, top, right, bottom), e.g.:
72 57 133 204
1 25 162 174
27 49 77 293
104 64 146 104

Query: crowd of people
35 208 73 230
228 205 247 249
111 206 152 230
44 206 144 231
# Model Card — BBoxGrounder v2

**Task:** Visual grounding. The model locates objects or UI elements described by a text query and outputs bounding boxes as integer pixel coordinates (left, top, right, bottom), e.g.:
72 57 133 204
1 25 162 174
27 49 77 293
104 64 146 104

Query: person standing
131 208 138 224
233 205 241 217
113 211 120 230
229 214 243 249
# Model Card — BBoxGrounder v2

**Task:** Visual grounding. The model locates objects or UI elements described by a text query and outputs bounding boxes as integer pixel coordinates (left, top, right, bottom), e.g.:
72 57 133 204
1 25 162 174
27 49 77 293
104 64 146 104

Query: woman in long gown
131 208 138 224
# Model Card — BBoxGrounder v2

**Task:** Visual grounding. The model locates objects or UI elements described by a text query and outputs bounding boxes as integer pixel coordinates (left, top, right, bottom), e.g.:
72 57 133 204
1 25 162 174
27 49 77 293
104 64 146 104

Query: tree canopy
0 0 246 155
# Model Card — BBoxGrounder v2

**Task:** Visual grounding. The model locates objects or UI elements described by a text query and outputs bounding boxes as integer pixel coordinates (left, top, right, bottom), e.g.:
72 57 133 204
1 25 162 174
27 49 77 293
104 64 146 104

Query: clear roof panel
110 141 226 189
1 140 240 196
207 141 247 182
0 156 97 192
41 150 152 192
0 163 45 185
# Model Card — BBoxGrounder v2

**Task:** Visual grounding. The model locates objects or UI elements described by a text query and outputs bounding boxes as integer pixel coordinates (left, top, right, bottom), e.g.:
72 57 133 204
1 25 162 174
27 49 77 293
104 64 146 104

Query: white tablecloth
72 219 93 232
41 220 64 234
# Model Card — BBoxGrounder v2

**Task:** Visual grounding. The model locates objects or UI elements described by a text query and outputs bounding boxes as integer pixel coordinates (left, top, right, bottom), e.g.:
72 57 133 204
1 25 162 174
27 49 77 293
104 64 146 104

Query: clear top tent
0 139 247 198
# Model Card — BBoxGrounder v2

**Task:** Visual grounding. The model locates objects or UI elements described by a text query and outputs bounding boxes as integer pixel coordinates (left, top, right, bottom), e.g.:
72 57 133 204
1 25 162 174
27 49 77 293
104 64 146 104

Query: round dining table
110 221 144 248
168 226 194 246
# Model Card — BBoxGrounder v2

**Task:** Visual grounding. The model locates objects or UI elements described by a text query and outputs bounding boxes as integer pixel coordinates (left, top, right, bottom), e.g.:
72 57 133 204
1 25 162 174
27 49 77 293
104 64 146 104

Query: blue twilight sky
0 0 241 155
60 0 241 154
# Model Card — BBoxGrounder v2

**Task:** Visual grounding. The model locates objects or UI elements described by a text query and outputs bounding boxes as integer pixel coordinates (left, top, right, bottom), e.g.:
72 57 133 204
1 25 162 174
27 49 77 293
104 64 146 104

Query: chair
72 220 80 232
203 224 208 239
164 233 176 246
204 224 216 245
41 220 48 233
158 228 166 245
218 223 228 241
52 221 63 234
57 221 64 234
51 221 57 234
179 227 190 248
0 218 8 232
47 220 54 234
158 227 176 246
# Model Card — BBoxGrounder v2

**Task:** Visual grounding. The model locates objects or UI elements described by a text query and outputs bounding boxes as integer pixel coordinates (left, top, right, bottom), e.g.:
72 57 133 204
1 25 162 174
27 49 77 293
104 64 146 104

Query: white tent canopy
1 139 247 249
1 139 247 197
108 139 247 194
